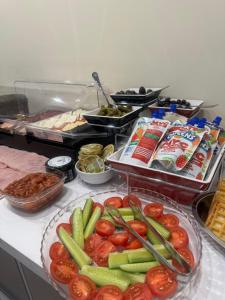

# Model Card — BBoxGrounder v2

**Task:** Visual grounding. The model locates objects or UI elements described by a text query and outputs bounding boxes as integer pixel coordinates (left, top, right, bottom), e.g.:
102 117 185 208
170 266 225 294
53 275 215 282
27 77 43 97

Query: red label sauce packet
120 118 170 166
151 125 207 171
180 127 220 180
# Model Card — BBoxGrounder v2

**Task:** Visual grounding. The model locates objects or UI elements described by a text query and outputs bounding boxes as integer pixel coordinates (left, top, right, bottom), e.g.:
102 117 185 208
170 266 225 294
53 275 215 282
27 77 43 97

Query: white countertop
0 176 225 300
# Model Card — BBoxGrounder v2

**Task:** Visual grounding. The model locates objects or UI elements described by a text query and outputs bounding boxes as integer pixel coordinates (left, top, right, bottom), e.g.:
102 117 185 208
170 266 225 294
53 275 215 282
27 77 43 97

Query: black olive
125 90 131 94
181 99 187 105
131 90 137 95
186 102 191 108
177 99 182 104
139 86 146 95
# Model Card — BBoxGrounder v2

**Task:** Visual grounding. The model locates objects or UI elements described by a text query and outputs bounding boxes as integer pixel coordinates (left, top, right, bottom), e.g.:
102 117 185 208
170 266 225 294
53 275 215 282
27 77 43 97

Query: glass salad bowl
41 188 202 299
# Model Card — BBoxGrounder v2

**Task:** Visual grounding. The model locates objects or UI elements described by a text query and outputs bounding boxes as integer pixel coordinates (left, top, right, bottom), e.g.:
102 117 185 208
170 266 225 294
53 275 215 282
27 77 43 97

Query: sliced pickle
102 144 115 161
80 144 103 156
82 155 105 173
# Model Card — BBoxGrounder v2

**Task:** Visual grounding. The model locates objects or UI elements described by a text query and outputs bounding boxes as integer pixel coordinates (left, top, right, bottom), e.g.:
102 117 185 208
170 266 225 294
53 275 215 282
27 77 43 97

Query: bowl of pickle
75 143 114 184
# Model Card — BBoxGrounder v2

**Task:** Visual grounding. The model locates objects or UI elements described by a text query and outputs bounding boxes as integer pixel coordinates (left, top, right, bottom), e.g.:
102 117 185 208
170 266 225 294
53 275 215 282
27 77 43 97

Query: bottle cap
213 116 222 126
170 104 177 113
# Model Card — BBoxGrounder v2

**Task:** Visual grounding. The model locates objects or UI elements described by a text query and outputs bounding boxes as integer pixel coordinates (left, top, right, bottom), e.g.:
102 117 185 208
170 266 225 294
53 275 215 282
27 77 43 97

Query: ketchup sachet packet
180 127 220 180
150 125 207 171
120 118 170 166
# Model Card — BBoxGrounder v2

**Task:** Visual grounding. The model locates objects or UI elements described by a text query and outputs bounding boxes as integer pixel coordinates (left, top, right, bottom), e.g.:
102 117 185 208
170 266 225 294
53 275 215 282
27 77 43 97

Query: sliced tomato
124 283 152 300
108 232 129 246
127 220 147 236
144 203 164 219
122 194 142 208
93 202 104 214
69 275 97 300
126 238 143 250
159 214 179 229
93 240 116 267
104 196 123 208
96 219 115 237
95 285 123 300
146 266 177 299
170 226 189 249
56 223 72 236
50 258 78 284
84 233 105 258
49 242 70 261
172 248 195 272
69 214 73 225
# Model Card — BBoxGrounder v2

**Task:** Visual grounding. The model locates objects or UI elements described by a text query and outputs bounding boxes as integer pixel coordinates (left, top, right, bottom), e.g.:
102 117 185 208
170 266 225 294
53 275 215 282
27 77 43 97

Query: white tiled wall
0 0 225 119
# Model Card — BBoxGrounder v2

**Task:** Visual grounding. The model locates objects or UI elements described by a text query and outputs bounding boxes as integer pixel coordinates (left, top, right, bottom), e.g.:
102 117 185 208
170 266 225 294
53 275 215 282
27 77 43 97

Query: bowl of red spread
3 172 64 212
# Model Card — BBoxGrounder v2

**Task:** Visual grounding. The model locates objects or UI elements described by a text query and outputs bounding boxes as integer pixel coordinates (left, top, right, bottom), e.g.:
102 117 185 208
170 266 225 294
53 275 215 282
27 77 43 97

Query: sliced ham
0 146 48 191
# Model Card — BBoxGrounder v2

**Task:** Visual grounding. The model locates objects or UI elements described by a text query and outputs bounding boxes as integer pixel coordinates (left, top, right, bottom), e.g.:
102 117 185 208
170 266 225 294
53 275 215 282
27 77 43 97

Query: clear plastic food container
3 171 64 212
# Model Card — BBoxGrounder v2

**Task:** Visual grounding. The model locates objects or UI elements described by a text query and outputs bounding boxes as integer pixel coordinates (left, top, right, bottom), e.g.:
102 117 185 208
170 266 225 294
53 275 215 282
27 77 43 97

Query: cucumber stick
80 265 130 291
58 227 91 268
101 215 134 225
103 207 133 216
84 206 101 239
120 260 172 273
125 245 171 263
108 252 129 269
82 198 93 229
146 217 170 239
111 270 145 284
72 208 84 249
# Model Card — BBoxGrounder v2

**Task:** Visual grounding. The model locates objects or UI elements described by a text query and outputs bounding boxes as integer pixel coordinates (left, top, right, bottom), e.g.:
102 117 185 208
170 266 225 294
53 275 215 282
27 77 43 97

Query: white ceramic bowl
75 162 113 184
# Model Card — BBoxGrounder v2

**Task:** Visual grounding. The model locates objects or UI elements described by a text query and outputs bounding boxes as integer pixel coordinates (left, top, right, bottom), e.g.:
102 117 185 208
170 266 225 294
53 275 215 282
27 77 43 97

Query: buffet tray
148 99 204 118
107 145 225 205
110 87 164 105
83 106 142 127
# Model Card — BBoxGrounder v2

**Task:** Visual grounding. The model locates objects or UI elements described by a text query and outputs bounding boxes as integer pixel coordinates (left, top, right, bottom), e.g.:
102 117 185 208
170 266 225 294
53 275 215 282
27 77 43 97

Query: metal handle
92 72 111 107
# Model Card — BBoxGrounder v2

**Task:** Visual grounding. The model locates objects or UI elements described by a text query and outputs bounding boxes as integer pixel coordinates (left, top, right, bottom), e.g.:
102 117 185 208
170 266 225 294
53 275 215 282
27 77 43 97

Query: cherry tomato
104 196 123 208
108 232 129 246
49 242 70 261
122 194 142 208
50 259 78 284
96 219 115 237
69 214 73 225
172 247 195 273
170 226 189 249
126 238 143 250
95 285 123 300
144 203 164 219
93 202 104 214
84 233 105 258
146 266 178 299
159 214 179 229
56 223 72 236
124 283 152 300
127 220 147 236
69 275 97 300
93 240 116 267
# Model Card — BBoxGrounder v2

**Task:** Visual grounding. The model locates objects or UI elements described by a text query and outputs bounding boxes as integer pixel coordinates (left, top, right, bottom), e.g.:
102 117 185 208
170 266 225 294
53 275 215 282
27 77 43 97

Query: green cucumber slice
120 260 172 273
72 208 84 249
120 261 160 273
103 207 133 216
58 227 91 268
101 215 134 226
82 198 93 229
108 252 129 269
146 217 170 240
111 270 145 284
126 245 170 263
84 206 101 239
80 265 130 291
147 229 161 245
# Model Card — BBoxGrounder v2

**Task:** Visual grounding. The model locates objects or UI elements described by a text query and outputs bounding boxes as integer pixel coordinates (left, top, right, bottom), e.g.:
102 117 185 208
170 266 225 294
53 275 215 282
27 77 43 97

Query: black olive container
45 156 76 183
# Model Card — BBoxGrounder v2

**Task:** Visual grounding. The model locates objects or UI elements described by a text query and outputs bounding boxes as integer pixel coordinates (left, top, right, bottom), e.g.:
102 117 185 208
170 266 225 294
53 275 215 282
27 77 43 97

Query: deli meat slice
0 146 48 173
0 146 48 192
0 168 27 190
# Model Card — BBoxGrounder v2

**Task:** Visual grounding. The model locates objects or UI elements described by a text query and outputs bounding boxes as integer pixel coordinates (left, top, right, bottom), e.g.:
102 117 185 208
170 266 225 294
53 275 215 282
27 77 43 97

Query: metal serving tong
106 201 193 279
